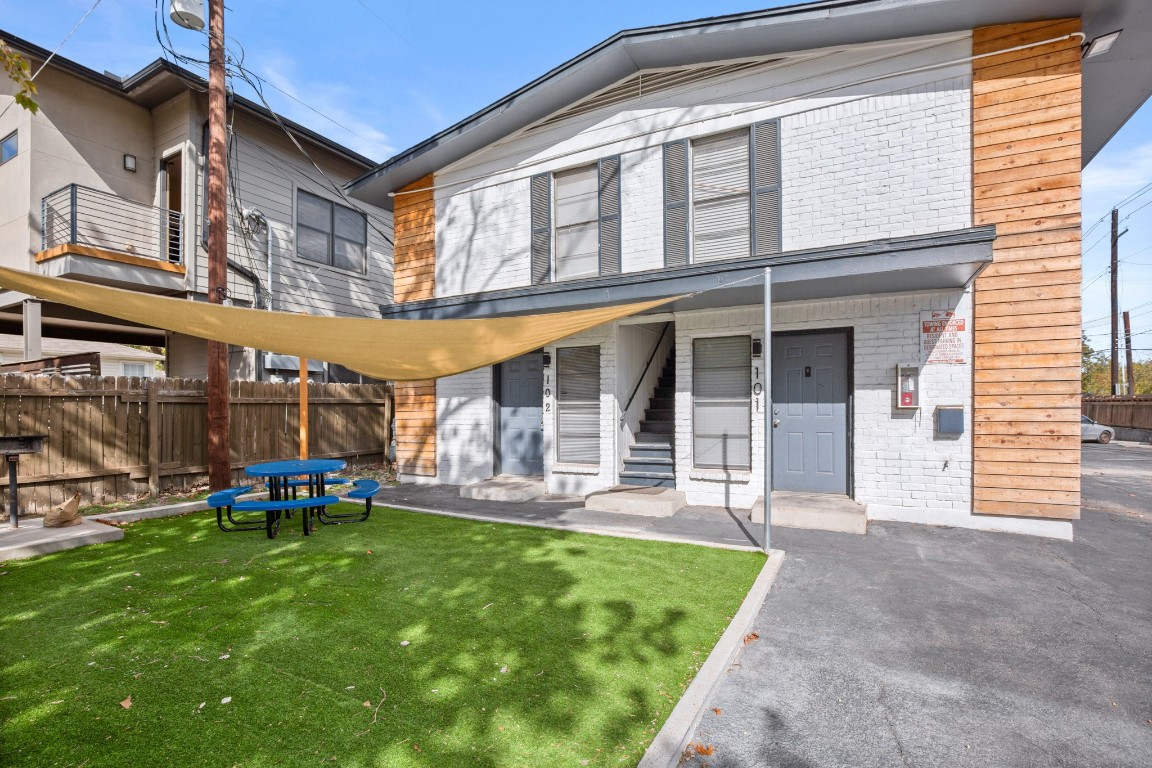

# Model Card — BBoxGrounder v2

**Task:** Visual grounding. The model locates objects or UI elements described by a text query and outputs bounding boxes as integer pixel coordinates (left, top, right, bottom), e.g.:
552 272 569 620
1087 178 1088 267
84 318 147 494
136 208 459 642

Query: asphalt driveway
681 442 1152 767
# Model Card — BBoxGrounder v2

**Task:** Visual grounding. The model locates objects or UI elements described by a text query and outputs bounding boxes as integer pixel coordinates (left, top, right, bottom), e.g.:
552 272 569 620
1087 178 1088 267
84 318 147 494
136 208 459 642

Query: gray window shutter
557 345 601 464
692 336 752 470
751 120 781 257
598 155 621 275
531 173 552 284
663 140 689 268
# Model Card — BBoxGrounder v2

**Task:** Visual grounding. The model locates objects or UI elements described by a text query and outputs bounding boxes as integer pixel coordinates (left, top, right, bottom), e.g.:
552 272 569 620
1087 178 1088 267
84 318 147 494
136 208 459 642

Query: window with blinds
557 345 601 464
553 165 600 281
691 131 750 263
692 336 751 470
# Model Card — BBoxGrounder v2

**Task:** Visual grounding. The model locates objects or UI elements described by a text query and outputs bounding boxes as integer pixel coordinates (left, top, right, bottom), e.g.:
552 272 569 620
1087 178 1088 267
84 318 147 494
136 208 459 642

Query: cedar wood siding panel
971 20 1082 519
393 174 437 476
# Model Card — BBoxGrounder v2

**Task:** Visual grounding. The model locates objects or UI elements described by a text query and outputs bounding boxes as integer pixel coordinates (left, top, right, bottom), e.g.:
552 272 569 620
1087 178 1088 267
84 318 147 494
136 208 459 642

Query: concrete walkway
679 442 1152 767
375 482 766 550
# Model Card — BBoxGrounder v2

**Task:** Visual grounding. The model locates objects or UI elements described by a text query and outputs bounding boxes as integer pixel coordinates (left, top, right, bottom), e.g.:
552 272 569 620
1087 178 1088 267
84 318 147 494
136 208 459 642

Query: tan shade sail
0 267 679 381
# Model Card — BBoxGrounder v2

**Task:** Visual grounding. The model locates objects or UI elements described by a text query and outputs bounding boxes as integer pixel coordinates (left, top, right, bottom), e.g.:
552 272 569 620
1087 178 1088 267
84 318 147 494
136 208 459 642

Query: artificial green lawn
0 505 763 767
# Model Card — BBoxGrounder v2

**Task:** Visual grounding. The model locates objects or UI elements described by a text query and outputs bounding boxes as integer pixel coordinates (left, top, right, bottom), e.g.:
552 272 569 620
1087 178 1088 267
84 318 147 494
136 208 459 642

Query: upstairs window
1 131 17 165
664 121 780 267
553 165 600 280
530 157 620 284
296 189 367 272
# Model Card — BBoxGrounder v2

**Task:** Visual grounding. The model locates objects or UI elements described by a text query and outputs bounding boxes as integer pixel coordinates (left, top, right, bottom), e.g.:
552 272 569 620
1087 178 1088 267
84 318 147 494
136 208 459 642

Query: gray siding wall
186 107 393 316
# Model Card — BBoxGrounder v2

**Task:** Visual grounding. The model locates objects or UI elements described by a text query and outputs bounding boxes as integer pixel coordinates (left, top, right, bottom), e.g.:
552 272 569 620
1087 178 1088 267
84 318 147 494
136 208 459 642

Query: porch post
762 267 772 554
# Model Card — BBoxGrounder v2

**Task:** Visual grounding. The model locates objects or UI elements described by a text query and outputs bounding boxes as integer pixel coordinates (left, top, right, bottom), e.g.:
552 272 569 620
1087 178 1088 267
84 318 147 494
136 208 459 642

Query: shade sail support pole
763 266 772 554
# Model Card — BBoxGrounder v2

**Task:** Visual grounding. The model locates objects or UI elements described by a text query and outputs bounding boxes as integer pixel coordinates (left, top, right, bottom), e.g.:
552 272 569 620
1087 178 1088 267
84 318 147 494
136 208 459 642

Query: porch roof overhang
376 227 994 320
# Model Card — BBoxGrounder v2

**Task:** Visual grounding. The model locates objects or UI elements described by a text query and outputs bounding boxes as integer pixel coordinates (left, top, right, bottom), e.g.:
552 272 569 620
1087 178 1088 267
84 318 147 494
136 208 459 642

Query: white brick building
349 1 1150 541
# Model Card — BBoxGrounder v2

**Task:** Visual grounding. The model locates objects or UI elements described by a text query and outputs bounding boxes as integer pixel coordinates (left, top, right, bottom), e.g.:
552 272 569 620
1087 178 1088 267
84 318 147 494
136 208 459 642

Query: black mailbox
3 434 48 528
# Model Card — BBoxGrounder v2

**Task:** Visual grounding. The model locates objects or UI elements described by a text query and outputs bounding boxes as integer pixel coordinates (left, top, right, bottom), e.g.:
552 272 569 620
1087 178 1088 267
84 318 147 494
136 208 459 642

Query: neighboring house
349 0 1150 539
0 333 163 376
0 31 393 383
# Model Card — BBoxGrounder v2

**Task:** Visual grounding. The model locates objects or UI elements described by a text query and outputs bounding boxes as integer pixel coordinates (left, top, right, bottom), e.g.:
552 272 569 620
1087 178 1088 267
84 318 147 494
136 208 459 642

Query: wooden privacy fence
1082 396 1152 430
0 375 392 515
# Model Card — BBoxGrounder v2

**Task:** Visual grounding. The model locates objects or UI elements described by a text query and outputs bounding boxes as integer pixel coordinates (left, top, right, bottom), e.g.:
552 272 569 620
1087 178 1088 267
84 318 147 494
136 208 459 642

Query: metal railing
41 184 184 264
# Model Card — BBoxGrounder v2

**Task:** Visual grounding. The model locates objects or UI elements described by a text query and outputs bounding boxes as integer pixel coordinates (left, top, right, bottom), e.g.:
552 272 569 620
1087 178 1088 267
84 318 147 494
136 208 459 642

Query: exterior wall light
1083 30 1122 58
123 154 137 172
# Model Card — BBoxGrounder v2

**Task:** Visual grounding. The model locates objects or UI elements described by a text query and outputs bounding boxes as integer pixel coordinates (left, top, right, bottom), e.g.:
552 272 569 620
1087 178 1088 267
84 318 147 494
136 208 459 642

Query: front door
772 331 849 493
499 352 544 476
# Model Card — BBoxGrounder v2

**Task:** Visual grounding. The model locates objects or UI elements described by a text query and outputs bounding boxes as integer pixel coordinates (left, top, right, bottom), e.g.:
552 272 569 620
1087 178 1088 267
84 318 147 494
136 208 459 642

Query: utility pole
1110 208 1119 396
206 0 230 491
1124 311 1135 396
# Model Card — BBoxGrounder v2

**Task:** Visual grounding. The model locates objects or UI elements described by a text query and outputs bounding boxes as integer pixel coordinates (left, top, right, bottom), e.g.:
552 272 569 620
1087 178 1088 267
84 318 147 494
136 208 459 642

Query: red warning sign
920 310 967 365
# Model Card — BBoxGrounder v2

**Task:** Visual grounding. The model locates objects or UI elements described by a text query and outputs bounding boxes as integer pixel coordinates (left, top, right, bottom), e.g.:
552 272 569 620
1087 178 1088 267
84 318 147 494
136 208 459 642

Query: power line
348 0 420 54
0 0 104 122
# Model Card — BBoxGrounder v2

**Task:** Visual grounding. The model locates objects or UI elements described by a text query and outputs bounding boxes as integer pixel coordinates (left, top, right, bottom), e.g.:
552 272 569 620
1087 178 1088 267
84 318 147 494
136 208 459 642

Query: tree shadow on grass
0 507 760 767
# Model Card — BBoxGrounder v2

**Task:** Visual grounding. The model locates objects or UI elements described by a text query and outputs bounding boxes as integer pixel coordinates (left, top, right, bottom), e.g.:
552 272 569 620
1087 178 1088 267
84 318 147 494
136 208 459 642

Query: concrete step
620 457 675 476
634 433 673 446
639 420 674 433
585 485 686 516
750 492 867 535
618 472 676 489
0 517 124 561
647 397 675 410
460 475 545 503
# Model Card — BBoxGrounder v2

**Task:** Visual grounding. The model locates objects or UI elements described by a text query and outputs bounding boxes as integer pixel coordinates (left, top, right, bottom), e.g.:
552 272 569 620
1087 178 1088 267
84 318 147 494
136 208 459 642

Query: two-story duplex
0 31 393 382
349 0 1149 539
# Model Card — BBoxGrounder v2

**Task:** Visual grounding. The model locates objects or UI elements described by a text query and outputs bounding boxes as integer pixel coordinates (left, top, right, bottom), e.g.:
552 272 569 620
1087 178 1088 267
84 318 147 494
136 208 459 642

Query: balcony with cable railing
36 184 187 293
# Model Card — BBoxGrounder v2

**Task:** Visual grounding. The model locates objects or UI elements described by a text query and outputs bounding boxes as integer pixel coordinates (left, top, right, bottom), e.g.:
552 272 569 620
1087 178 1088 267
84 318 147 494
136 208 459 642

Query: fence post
147 379 160 495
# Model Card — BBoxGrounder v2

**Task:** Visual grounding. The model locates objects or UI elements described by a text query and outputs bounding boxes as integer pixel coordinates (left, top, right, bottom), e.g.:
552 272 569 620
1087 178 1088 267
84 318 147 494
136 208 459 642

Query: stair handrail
621 322 672 427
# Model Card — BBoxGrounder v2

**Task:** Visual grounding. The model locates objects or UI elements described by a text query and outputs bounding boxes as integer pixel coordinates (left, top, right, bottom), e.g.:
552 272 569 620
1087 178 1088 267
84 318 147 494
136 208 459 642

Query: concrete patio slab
752 491 868 534
459 475 545 502
0 517 123 562
585 485 687 517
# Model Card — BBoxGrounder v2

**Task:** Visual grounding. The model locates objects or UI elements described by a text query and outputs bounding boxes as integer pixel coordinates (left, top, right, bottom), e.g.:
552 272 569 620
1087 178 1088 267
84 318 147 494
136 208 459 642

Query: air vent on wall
527 59 781 132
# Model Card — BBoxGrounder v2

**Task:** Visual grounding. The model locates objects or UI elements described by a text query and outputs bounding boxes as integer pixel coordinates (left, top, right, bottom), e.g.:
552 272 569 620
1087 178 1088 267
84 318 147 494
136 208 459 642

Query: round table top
244 458 346 477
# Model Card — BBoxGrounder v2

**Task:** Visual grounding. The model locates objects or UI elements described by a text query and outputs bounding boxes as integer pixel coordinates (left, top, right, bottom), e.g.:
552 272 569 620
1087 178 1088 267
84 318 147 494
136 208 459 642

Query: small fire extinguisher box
897 363 920 409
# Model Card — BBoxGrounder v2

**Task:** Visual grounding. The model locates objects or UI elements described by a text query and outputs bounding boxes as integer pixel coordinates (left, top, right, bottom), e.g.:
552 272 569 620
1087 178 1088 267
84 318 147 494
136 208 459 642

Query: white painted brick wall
435 367 494 485
781 77 972 251
435 178 531 297
430 37 974 298
436 290 975 519
620 146 664 274
774 290 973 513
671 291 972 512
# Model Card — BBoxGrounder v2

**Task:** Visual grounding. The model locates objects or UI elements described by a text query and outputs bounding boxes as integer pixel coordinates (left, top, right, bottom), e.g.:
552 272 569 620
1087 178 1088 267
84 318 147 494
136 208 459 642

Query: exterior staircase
620 348 677 488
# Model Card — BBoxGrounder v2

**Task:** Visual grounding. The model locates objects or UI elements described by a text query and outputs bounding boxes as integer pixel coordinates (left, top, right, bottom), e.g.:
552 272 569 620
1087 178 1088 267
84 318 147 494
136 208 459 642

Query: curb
638 549 786 768
90 491 270 524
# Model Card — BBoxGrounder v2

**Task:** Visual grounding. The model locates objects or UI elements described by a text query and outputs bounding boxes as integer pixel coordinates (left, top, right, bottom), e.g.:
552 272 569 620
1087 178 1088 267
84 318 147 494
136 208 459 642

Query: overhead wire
0 0 104 122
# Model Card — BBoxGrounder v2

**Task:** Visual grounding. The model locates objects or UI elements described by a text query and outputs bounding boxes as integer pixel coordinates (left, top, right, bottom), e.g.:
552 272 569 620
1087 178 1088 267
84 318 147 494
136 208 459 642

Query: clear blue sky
2 0 1149 359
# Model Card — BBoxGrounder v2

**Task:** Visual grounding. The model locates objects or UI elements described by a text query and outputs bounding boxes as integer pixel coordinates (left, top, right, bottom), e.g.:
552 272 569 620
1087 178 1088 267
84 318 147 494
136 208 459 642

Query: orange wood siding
971 19 1082 520
393 174 437 476
393 174 436 302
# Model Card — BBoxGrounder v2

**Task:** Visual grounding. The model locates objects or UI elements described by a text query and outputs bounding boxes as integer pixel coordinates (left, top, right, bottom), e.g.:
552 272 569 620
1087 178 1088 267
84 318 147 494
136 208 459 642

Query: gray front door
499 352 544 476
772 331 849 493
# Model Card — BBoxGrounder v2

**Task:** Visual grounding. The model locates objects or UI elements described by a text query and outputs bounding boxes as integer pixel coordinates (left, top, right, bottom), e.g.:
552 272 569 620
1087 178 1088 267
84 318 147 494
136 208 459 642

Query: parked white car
1081 415 1115 444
